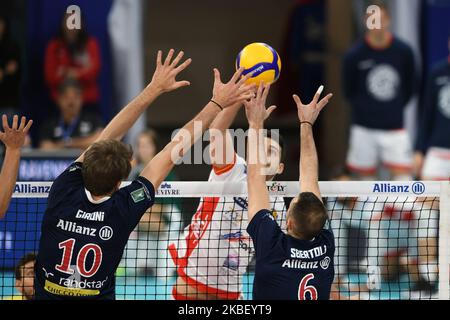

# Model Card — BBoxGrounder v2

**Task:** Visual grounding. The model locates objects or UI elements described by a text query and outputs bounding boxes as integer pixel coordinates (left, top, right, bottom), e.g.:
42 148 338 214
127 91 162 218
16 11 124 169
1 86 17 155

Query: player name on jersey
290 246 327 259
75 210 105 222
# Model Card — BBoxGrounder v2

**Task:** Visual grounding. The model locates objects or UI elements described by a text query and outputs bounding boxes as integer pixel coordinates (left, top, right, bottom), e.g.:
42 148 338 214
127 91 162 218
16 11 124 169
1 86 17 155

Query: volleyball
236 42 282 85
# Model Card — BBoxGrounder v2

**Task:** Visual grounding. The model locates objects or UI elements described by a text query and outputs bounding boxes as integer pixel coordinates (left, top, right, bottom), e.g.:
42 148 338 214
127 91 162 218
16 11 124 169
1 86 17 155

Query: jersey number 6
298 273 318 300
55 239 103 277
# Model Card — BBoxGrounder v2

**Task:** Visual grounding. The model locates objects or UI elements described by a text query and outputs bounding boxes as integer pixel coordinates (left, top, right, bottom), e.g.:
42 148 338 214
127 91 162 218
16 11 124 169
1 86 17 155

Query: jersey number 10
55 239 103 277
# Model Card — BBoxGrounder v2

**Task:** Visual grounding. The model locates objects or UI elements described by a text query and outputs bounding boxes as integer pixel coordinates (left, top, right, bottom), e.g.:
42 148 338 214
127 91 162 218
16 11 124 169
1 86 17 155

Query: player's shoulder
345 38 367 57
391 37 414 53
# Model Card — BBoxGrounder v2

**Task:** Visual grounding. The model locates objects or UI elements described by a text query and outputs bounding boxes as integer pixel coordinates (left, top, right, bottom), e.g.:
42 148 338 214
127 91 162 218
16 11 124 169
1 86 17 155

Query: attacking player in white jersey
169 87 287 300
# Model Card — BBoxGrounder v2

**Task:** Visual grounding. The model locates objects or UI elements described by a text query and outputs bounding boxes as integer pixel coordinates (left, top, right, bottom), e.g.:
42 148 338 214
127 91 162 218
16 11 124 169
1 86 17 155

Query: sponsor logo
223 255 239 271
14 184 51 194
75 210 105 222
131 188 147 203
99 226 113 241
156 183 180 196
45 280 100 297
220 232 250 242
239 239 255 255
233 197 248 210
56 219 96 237
411 182 425 195
320 257 331 270
372 182 425 195
267 182 286 194
282 259 319 269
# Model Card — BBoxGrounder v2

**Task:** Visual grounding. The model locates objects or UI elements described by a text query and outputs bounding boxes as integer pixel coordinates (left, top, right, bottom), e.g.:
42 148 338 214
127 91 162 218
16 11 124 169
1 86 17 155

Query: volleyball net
1 181 449 300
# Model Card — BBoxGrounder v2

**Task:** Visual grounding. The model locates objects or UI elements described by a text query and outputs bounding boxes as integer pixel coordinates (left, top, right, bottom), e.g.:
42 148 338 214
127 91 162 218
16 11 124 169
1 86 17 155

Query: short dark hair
58 78 82 95
82 140 133 196
15 253 37 280
266 130 286 164
290 192 327 240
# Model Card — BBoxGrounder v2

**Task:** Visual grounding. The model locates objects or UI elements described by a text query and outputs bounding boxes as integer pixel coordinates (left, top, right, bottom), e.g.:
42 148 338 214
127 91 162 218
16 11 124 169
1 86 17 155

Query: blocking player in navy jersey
245 83 334 300
0 115 33 218
34 49 255 300
343 4 416 180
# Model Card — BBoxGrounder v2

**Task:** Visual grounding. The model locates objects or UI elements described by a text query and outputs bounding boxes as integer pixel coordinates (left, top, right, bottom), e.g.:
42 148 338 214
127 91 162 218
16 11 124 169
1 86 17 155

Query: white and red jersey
168 155 287 299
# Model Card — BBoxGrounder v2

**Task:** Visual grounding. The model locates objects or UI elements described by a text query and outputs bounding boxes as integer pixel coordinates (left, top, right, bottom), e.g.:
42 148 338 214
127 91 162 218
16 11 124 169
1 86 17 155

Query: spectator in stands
39 78 103 150
343 3 416 181
44 12 101 113
0 14 21 116
122 129 182 278
15 253 36 300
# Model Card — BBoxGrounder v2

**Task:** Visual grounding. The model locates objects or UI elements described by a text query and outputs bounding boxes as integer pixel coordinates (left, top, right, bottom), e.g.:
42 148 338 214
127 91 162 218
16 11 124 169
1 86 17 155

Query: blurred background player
45 12 101 114
0 115 33 218
343 3 416 181
415 33 450 181
169 84 287 300
39 78 103 150
122 129 182 278
14 253 36 300
245 84 334 300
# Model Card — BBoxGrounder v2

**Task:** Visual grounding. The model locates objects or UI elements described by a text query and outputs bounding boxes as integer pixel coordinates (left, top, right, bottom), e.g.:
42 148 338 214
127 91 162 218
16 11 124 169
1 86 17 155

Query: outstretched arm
209 103 241 169
0 115 33 218
293 86 333 200
75 49 192 163
140 68 254 189
244 84 277 222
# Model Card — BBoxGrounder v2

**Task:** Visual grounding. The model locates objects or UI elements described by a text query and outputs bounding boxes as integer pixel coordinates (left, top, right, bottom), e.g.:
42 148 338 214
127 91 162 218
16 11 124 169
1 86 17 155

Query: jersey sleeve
247 209 282 258
208 153 247 182
113 176 156 231
47 162 84 209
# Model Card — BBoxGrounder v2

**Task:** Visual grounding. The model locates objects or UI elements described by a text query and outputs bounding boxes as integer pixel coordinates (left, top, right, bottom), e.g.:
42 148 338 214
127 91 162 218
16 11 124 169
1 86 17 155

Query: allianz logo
372 182 425 195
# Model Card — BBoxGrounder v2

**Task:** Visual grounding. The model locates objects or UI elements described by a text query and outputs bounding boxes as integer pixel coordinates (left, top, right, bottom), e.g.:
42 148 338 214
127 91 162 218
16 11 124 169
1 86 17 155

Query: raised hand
0 115 33 150
293 85 333 125
149 49 192 93
212 67 255 109
244 83 277 126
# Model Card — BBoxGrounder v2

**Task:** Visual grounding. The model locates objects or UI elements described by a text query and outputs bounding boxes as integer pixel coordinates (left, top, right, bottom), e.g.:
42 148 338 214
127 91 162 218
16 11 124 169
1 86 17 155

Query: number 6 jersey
34 162 155 300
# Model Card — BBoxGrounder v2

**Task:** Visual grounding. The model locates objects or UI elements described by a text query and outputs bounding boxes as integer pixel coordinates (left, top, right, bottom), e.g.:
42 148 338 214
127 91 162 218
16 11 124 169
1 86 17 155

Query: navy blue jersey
343 37 416 130
247 210 335 300
35 162 155 300
415 59 450 153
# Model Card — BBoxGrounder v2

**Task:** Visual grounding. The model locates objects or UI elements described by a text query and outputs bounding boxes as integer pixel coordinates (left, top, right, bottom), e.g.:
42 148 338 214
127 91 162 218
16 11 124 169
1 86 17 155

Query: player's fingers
266 105 277 117
2 115 9 131
317 93 333 111
237 70 253 87
238 92 254 102
173 81 191 89
170 51 184 67
18 116 26 131
23 119 33 134
262 83 271 102
256 82 264 100
312 85 324 105
156 50 163 66
0 132 4 141
231 67 245 84
292 94 303 107
164 49 175 66
213 68 222 83
174 58 192 74
12 115 19 130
